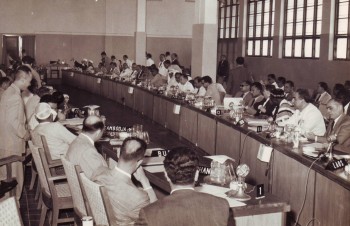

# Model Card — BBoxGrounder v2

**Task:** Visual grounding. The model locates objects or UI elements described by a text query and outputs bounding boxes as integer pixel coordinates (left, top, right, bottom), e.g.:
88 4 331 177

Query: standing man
100 51 111 70
217 55 229 87
227 57 250 96
0 66 32 201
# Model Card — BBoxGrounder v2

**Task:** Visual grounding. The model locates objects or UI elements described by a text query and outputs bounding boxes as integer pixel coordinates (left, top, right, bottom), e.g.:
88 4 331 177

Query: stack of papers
195 184 246 207
142 156 165 166
244 118 270 126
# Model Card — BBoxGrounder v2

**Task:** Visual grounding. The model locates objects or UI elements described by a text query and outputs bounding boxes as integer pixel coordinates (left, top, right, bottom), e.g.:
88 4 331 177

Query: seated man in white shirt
178 73 194 93
146 53 155 67
202 75 222 105
33 103 76 160
280 89 326 136
119 63 133 79
123 55 133 69
193 77 206 96
167 72 181 91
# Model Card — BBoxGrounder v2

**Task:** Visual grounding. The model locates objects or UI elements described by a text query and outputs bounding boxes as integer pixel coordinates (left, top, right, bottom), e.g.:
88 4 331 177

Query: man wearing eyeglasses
235 81 253 106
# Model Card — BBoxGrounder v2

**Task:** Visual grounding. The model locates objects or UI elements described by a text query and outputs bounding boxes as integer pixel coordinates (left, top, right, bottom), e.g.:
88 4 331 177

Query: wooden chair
61 156 88 225
28 141 74 226
79 172 111 226
100 186 117 224
0 155 24 197
40 135 63 169
0 197 23 226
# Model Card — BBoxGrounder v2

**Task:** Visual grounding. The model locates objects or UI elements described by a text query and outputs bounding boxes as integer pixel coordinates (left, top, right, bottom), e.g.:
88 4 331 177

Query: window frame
246 0 275 57
218 0 240 39
334 0 350 60
282 0 322 59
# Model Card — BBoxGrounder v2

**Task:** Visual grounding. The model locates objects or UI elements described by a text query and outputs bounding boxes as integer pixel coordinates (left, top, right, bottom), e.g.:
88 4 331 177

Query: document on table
60 118 84 126
143 165 165 173
195 184 246 207
142 156 165 166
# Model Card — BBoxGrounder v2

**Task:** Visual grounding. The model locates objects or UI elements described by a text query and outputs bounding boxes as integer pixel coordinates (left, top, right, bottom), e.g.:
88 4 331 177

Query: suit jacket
93 168 150 225
315 92 332 118
0 84 27 157
326 114 350 154
217 60 229 77
136 189 230 226
234 91 253 107
66 134 108 179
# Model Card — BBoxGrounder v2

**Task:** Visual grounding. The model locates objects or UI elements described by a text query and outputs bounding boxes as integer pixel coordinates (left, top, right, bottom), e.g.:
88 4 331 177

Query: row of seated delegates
73 58 94 73
191 76 226 105
93 137 158 225
32 103 76 160
0 77 11 101
305 99 350 153
0 66 33 201
136 147 231 226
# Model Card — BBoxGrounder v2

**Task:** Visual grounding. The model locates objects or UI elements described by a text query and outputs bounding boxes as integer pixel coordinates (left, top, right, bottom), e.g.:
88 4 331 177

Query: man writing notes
0 66 32 201
66 115 108 179
136 147 231 226
306 99 350 154
93 137 157 225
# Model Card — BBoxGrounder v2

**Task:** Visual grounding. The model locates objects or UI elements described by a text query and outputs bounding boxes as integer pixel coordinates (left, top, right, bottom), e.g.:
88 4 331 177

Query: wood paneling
179 106 198 144
239 135 270 189
143 92 154 119
120 85 134 108
197 114 216 155
272 151 315 226
152 96 167 126
216 123 241 161
134 88 144 114
165 102 181 134
314 173 350 226
101 79 109 98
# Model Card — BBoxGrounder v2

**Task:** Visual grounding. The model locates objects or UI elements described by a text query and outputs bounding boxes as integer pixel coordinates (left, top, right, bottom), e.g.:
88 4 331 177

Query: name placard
325 159 348 171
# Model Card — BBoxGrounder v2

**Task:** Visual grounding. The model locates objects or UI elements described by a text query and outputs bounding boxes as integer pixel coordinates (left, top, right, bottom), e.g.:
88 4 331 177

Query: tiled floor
19 83 203 226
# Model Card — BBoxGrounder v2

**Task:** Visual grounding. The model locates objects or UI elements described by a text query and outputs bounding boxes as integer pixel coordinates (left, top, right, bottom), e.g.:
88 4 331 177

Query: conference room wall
146 37 192 68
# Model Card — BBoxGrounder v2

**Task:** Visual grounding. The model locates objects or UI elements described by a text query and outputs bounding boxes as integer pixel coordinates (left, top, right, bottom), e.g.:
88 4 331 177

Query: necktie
315 94 321 103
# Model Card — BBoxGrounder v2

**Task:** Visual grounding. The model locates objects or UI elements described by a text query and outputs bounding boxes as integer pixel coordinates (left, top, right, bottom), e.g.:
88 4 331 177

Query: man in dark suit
217 55 229 85
136 147 231 226
93 137 157 225
306 99 350 154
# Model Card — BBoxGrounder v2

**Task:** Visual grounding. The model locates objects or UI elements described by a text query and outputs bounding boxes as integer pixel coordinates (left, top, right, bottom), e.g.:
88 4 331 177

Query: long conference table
62 70 350 226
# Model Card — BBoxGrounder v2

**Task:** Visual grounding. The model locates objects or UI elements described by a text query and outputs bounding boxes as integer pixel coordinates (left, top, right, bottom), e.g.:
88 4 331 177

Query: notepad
195 184 246 207
60 118 84 126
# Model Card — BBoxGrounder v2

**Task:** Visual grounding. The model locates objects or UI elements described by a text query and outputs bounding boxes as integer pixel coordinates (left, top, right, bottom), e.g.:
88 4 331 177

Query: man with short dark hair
315 82 332 119
123 55 133 68
93 137 157 225
277 76 286 90
193 77 206 96
284 80 295 101
22 55 42 88
0 65 32 201
234 80 253 106
0 77 11 100
136 147 231 226
306 99 350 153
227 56 250 96
280 89 326 136
66 115 108 179
202 75 222 105
178 73 194 93
146 53 155 67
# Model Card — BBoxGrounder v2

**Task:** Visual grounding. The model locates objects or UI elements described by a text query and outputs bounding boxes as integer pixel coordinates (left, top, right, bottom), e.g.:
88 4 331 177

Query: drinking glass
142 131 150 144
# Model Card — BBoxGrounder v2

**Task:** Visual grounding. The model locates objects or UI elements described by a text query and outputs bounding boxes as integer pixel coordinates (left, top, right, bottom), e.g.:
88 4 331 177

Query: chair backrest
79 172 110 226
40 135 56 164
61 156 87 217
0 197 23 226
28 141 50 196
30 130 43 148
100 186 117 224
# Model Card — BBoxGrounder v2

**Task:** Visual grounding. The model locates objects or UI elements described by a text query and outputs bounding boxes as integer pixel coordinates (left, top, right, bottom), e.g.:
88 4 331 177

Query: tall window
246 0 275 57
283 0 323 58
334 0 350 60
218 0 239 39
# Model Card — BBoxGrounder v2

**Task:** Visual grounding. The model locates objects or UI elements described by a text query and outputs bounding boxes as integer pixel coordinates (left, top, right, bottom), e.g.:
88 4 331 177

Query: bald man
93 137 157 225
66 115 108 179
0 66 32 200
306 99 350 154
